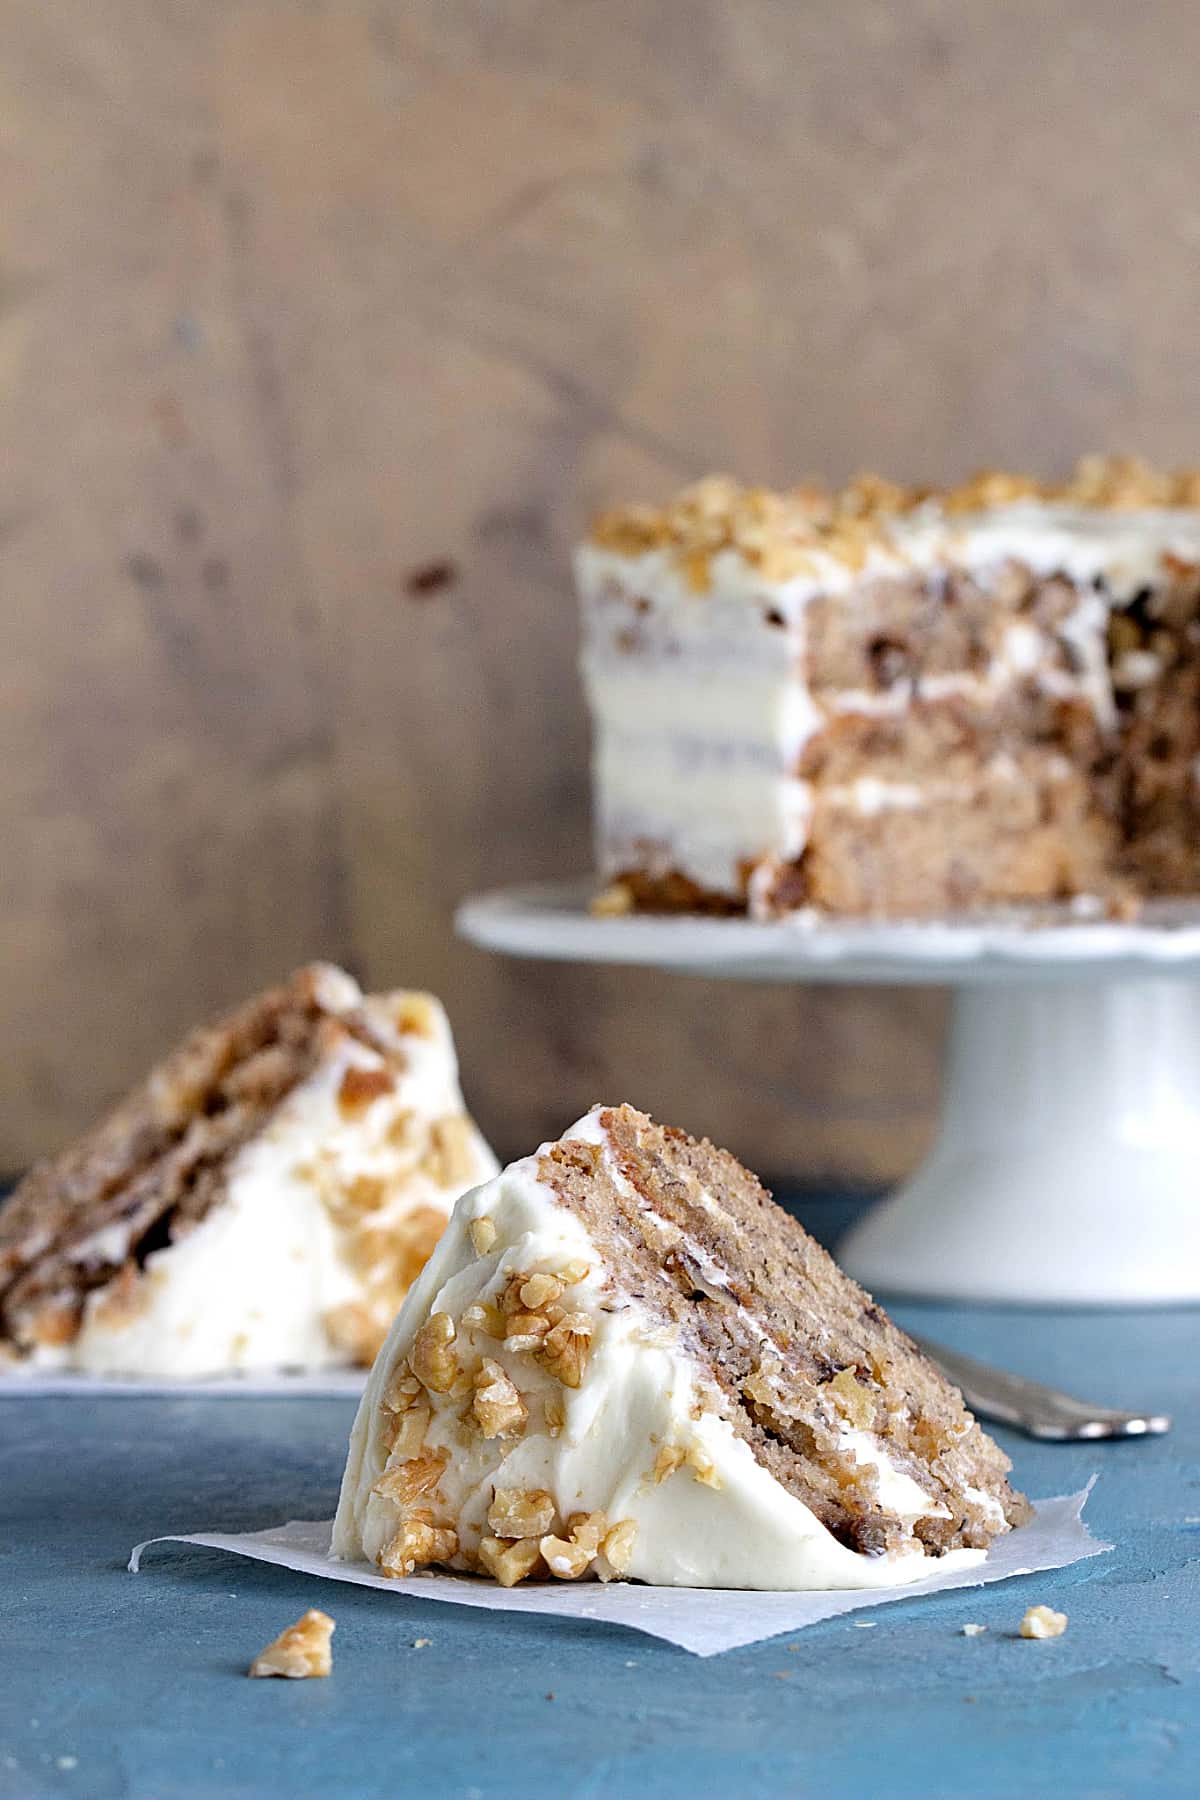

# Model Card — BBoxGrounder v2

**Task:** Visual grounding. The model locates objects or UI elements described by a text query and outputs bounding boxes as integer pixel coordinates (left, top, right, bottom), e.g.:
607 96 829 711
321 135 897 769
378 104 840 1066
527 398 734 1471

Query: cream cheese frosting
27 985 497 1379
333 1110 986 1590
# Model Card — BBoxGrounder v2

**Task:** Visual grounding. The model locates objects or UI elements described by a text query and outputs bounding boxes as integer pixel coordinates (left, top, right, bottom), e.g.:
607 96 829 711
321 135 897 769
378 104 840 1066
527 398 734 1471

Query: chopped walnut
565 1511 607 1556
422 1115 478 1188
498 1271 532 1316
540 1534 593 1580
519 1272 564 1310
386 1108 418 1150
338 1063 396 1115
332 1174 388 1220
686 1446 722 1489
379 1513 458 1577
381 1402 431 1460
410 1313 458 1393
588 455 1200 584
488 1488 557 1539
469 1216 498 1255
249 1610 335 1679
827 1366 877 1431
543 1393 567 1437
394 994 439 1039
538 1313 593 1388
1020 1605 1068 1640
372 1449 448 1505
598 1519 638 1580
382 1362 422 1413
653 1445 686 1484
478 1535 543 1587
503 1310 554 1353
461 1300 507 1340
472 1358 528 1437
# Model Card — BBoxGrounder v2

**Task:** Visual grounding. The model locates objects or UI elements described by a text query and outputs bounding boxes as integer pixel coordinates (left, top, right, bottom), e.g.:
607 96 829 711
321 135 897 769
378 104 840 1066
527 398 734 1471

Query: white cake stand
457 880 1200 1307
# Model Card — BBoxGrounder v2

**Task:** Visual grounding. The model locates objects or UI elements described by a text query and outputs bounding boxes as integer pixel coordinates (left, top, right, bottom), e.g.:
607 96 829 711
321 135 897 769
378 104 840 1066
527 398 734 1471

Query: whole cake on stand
462 458 1200 1307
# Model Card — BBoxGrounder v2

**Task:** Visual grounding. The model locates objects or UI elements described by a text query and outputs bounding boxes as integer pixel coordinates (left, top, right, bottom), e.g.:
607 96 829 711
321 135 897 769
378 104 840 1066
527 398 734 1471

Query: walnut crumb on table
249 1609 335 1678
961 1623 987 1637
1020 1604 1068 1639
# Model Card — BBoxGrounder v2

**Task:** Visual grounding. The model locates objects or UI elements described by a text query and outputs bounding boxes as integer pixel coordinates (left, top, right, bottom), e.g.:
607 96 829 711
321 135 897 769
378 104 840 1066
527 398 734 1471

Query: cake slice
0 964 497 1377
334 1104 1027 1590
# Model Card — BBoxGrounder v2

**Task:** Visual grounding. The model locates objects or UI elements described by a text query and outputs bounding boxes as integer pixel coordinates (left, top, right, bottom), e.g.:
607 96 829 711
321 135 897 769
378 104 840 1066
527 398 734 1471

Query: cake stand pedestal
457 881 1200 1306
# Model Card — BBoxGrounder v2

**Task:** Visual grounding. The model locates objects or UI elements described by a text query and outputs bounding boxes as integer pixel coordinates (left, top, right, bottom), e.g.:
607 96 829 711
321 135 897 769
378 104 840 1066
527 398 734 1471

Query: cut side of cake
577 458 1200 917
0 964 497 1377
334 1104 1027 1590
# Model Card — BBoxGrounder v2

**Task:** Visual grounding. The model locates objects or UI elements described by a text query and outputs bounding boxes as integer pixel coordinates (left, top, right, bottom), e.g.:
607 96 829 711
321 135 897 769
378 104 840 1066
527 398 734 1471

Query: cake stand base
839 979 1200 1305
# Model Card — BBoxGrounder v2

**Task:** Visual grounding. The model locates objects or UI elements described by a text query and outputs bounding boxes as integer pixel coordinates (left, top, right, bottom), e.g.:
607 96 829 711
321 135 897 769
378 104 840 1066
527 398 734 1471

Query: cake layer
578 459 1200 917
0 965 497 1376
334 1105 1026 1590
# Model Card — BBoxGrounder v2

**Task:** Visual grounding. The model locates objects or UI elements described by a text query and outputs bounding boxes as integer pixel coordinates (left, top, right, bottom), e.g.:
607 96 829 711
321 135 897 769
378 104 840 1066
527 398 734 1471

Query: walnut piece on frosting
249 1609 335 1679
410 1312 458 1392
538 1312 593 1388
472 1358 528 1438
379 1513 458 1578
488 1487 556 1539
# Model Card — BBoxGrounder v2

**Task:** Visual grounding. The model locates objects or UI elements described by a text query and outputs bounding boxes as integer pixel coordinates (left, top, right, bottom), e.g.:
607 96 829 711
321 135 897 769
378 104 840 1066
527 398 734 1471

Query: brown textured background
3 0 1199 1177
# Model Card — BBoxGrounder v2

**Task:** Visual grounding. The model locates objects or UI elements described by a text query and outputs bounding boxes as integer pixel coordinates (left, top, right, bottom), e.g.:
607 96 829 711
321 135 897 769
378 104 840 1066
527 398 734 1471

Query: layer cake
577 458 1200 916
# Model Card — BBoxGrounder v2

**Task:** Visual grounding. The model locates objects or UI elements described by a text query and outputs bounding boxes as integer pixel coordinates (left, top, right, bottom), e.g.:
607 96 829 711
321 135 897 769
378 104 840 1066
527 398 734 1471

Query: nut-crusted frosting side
0 967 498 1377
333 1109 1013 1591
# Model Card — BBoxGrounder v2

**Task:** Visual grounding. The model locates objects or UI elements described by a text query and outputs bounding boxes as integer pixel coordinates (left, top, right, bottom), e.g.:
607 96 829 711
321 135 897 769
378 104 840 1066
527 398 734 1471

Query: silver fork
914 1336 1172 1442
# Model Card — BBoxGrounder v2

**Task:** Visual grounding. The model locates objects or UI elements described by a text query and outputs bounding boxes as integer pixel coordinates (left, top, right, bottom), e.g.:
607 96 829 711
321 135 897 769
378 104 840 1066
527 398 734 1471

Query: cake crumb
1019 1604 1067 1640
961 1622 987 1637
249 1609 335 1678
413 1638 431 1649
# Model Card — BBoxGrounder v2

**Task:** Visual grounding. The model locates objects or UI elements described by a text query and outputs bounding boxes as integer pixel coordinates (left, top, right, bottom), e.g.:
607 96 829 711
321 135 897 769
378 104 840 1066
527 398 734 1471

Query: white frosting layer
577 497 1200 898
333 1110 986 1591
35 983 497 1379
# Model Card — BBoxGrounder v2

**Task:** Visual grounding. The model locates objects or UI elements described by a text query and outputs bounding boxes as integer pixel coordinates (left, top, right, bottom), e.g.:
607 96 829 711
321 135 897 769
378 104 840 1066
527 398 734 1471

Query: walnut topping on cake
372 1448 449 1505
422 1115 480 1189
472 1358 528 1437
587 456 1200 581
488 1487 557 1539
538 1312 593 1388
337 1064 397 1115
469 1216 497 1255
477 1535 544 1586
379 1514 459 1577
410 1313 458 1392
249 1610 335 1679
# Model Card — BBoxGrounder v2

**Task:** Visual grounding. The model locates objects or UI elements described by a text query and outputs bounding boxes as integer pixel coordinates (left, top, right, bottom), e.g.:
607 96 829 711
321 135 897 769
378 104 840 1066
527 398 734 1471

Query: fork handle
911 1336 1171 1441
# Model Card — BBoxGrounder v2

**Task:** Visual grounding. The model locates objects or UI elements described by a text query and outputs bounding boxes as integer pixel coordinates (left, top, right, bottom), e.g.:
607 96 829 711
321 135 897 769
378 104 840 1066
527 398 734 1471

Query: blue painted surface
2 1195 1198 1799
